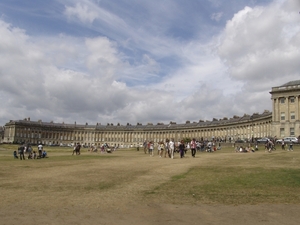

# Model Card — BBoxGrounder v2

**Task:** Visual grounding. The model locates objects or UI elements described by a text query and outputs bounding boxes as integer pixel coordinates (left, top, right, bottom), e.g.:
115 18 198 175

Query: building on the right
270 80 300 138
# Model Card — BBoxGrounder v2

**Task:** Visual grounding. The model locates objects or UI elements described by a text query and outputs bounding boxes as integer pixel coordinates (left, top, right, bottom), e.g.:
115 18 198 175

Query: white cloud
211 12 223 21
64 2 99 23
218 1 300 87
1 0 300 127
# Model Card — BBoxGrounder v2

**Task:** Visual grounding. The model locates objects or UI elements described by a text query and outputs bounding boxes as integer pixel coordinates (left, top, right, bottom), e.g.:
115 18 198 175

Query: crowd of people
14 144 47 160
142 138 222 158
235 137 296 153
141 136 298 157
14 136 297 160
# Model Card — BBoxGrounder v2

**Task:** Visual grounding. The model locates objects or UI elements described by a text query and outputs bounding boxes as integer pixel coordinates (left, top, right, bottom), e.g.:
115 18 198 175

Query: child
13 151 18 159
28 152 33 159
33 151 37 159
42 150 47 158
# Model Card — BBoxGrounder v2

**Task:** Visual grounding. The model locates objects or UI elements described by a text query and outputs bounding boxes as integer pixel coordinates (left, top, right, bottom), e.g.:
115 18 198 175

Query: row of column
9 119 272 145
273 96 299 122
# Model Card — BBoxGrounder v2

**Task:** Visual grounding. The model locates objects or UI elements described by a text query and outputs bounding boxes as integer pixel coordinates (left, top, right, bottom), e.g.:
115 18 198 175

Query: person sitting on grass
28 152 33 159
42 150 48 158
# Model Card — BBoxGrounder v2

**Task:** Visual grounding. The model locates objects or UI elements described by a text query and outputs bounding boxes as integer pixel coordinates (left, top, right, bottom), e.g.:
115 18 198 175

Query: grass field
1 143 300 224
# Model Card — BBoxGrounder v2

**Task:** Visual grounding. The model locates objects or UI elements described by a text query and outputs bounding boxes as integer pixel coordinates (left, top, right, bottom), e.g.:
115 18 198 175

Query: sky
0 0 300 126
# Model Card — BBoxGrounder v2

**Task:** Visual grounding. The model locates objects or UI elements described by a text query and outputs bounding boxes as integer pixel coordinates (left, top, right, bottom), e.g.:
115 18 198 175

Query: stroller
206 142 213 152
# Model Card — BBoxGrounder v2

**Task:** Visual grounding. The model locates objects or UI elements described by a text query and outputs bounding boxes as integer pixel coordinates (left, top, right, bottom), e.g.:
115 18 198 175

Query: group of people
143 138 208 159
262 138 294 152
235 145 256 153
87 143 118 154
14 144 47 160
280 140 294 151
235 137 295 153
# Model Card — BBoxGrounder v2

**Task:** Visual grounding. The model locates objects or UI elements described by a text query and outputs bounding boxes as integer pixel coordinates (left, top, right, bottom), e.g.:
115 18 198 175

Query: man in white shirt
169 139 175 159
38 144 43 158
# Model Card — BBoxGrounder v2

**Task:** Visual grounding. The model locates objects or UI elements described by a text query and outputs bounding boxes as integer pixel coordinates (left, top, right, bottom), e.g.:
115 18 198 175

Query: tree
182 137 191 144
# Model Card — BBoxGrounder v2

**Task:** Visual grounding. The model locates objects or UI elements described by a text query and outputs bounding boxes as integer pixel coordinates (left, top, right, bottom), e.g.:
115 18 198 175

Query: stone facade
270 80 300 138
3 113 273 147
2 80 300 147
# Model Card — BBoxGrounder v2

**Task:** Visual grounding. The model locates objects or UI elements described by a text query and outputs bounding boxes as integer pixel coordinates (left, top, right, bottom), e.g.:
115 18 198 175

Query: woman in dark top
179 140 185 158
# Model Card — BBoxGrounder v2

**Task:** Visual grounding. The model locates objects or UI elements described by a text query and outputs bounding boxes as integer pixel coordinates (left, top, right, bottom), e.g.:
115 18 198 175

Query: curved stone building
2 80 300 147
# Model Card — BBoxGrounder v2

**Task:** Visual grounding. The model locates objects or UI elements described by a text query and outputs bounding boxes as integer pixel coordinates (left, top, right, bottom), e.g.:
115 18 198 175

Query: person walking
27 145 32 157
281 140 285 150
18 145 25 160
179 140 185 158
165 139 170 158
190 138 197 158
149 141 154 156
288 140 293 151
157 142 161 156
143 141 147 154
169 139 175 159
159 142 164 157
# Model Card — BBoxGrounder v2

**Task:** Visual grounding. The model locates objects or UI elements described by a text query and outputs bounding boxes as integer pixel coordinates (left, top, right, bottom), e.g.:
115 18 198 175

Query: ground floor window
280 128 284 137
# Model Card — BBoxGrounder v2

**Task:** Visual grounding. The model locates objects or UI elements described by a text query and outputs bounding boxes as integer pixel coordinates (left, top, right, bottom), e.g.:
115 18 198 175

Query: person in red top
190 138 197 158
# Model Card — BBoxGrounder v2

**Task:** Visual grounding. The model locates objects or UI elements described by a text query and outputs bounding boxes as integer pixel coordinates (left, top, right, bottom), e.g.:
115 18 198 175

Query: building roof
280 80 300 87
5 111 272 131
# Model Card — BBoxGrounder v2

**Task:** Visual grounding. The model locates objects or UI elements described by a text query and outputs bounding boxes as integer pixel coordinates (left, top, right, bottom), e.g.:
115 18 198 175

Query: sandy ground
1 148 300 225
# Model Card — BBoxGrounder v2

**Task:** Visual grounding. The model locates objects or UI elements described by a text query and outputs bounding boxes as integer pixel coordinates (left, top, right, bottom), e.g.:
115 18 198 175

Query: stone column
272 98 276 121
276 98 280 121
296 96 299 120
286 97 290 122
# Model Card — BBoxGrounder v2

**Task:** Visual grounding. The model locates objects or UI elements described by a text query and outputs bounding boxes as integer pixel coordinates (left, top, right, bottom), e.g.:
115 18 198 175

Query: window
291 111 295 120
280 112 285 121
280 98 285 104
290 97 295 103
290 128 295 136
280 128 284 137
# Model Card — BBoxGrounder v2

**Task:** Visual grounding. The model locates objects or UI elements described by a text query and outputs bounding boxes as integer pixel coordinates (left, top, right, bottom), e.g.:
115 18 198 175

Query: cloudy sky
0 0 299 126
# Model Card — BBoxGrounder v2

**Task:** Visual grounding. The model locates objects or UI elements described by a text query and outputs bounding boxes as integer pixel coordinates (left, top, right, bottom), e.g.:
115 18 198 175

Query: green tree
182 137 191 144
